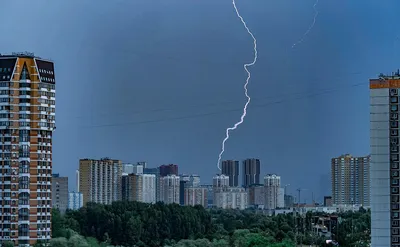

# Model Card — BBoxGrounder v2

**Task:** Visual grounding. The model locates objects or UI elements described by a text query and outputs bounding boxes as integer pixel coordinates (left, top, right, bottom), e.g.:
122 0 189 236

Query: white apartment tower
184 187 208 207
159 175 180 204
370 74 400 247
79 158 123 205
264 174 281 210
213 187 248 210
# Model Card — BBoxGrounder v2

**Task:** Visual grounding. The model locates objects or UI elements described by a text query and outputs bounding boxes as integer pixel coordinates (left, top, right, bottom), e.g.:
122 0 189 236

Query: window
392 179 399 185
392 113 399 120
393 220 400 227
392 154 399 161
393 212 400 219
393 171 400 178
392 96 399 103
391 121 399 128
392 130 399 136
393 145 400 153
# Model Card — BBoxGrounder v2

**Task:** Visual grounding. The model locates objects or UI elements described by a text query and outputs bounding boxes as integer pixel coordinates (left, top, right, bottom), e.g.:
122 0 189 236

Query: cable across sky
216 0 258 171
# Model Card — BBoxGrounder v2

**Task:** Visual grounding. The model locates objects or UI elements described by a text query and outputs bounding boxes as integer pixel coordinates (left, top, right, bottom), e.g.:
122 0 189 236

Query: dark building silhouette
159 164 178 177
221 160 239 187
242 158 261 187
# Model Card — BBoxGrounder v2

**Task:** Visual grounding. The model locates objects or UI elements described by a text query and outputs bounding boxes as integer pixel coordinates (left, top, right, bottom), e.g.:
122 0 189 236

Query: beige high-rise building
79 158 123 205
0 52 56 246
331 154 370 206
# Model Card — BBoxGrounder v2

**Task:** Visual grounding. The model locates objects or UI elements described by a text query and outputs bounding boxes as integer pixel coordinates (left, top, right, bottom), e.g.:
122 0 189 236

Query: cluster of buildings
50 158 289 214
0 51 397 247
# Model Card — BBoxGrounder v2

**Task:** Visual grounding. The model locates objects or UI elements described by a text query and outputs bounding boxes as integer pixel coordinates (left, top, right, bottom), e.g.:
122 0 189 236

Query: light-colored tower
370 73 400 247
68 191 83 210
242 158 261 187
159 175 180 204
76 169 80 192
79 158 123 205
264 174 281 210
212 174 229 190
331 154 370 206
0 52 56 246
184 187 208 207
52 174 69 214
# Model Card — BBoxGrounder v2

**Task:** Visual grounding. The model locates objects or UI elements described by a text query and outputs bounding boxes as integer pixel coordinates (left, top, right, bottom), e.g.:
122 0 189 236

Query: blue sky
1 0 399 202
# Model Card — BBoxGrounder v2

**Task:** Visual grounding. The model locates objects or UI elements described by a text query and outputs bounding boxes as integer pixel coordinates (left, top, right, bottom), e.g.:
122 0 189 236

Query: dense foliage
48 201 371 247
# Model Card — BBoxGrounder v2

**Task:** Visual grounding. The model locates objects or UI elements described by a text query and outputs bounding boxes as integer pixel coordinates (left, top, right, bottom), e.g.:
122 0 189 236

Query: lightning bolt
292 0 319 49
217 0 258 170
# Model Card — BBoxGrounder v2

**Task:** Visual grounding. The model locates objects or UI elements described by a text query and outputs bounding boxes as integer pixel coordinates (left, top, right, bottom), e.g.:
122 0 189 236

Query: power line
83 80 368 129
75 70 365 119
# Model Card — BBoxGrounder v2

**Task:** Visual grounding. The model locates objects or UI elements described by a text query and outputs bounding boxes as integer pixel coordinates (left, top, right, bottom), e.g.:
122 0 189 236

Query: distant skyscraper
277 188 285 208
122 163 134 174
331 154 370 206
159 175 180 204
264 174 281 210
180 174 201 187
0 52 56 245
144 167 161 201
159 164 178 177
242 158 261 187
52 174 69 214
221 160 239 187
68 191 83 210
79 158 123 205
369 73 400 247
212 174 230 189
122 173 156 203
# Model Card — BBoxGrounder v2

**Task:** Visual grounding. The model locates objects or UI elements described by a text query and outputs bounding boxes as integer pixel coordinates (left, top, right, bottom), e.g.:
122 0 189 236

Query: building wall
159 175 180 204
0 53 56 245
159 164 178 177
264 174 281 210
370 77 396 247
221 160 239 187
277 188 285 208
242 158 261 187
144 167 160 201
79 158 123 205
247 184 264 206
184 187 208 207
52 175 69 214
214 187 247 210
68 191 83 210
331 154 370 206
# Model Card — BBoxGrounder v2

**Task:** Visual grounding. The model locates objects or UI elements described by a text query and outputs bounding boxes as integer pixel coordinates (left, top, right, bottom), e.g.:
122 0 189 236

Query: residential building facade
52 174 68 214
184 187 208 207
159 175 180 204
122 173 156 203
370 74 400 247
242 158 260 187
247 184 264 207
213 187 247 210
68 191 83 210
0 52 56 245
264 174 281 210
331 154 370 206
79 158 123 205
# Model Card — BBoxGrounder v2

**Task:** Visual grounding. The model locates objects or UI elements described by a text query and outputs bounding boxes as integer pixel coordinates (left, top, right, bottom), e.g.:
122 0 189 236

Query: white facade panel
370 96 389 105
370 88 389 97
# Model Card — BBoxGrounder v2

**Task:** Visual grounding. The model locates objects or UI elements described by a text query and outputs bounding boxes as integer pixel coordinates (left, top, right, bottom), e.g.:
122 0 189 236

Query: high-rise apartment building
68 191 83 210
264 174 281 210
121 173 156 203
331 154 370 206
79 158 123 205
184 187 208 207
52 174 68 214
0 52 56 245
144 167 160 201
212 174 229 190
159 175 180 204
242 158 260 187
159 164 178 177
221 160 239 187
213 187 247 210
370 73 400 247
180 174 200 187
247 184 264 207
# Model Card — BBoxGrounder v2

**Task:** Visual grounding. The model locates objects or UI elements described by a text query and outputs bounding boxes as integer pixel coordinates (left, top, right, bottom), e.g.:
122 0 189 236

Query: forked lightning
217 0 258 170
292 0 320 48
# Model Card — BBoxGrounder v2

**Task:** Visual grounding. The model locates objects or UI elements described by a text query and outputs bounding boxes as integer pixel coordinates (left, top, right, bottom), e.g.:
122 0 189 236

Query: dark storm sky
1 0 399 202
